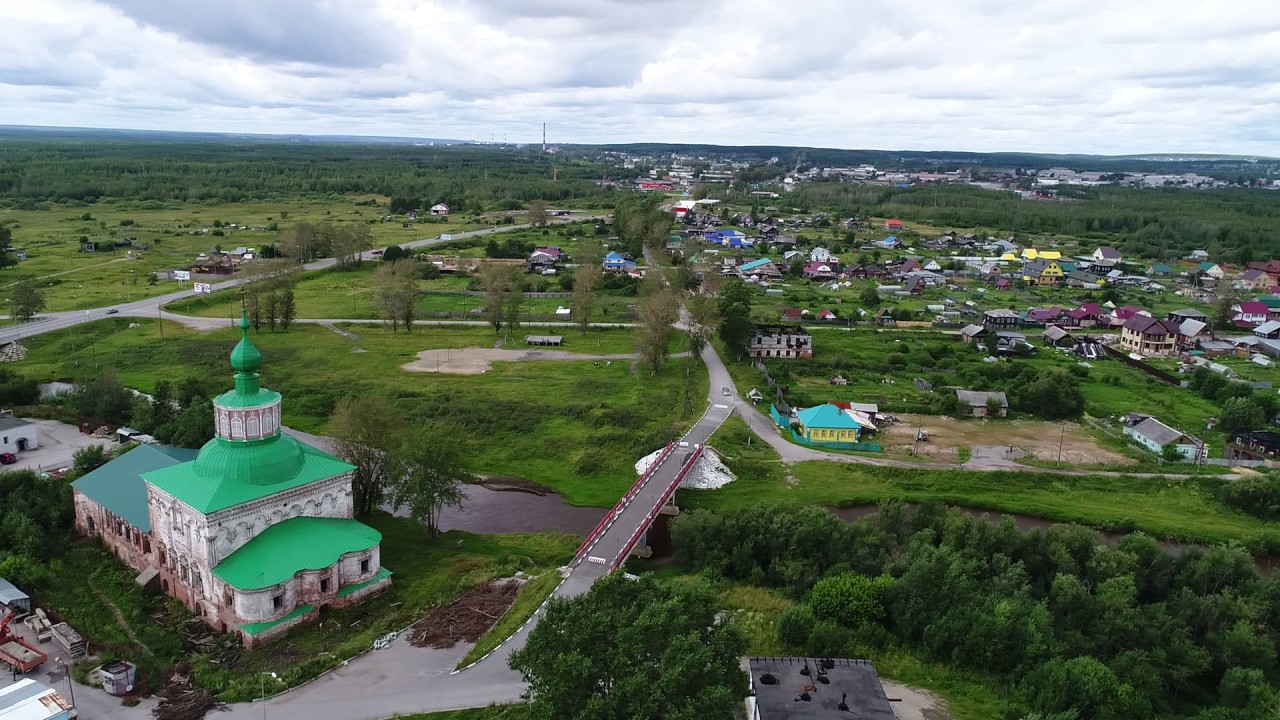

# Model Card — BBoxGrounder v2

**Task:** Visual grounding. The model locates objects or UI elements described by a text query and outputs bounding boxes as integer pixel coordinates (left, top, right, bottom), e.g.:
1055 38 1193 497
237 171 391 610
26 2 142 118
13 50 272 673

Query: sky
4 0 1280 156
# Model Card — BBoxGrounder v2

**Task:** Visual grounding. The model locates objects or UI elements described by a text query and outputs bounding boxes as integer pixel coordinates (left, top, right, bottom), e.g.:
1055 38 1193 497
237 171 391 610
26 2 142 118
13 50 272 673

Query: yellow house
795 404 868 445
1021 258 1064 286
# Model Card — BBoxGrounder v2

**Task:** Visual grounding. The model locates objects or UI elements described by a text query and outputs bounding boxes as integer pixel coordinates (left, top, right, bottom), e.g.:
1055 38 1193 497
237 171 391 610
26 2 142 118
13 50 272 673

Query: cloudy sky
4 0 1280 155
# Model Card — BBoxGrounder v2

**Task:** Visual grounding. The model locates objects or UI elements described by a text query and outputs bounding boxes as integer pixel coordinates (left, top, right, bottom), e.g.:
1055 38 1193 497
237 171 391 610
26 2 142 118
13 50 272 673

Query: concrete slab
8 419 115 474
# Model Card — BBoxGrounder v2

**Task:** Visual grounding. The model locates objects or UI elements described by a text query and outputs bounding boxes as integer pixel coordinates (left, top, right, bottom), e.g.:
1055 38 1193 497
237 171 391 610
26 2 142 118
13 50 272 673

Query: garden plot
879 413 1134 465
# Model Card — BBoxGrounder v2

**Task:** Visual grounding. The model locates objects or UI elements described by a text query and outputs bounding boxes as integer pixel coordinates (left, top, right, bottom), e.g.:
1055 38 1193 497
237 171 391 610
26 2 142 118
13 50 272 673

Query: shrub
777 604 816 647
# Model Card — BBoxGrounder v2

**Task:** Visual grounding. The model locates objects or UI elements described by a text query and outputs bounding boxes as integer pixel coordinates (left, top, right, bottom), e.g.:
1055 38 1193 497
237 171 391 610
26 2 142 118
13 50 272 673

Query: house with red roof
1107 305 1149 328
1239 268 1277 291
1025 307 1064 325
884 219 904 231
817 309 838 322
781 308 806 322
1233 301 1270 327
1064 303 1103 328
1120 315 1181 356
803 262 838 280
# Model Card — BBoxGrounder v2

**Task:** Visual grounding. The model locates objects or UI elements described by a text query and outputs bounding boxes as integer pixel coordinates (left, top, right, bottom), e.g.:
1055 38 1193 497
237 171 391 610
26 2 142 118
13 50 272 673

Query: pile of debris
407 581 520 649
152 664 221 720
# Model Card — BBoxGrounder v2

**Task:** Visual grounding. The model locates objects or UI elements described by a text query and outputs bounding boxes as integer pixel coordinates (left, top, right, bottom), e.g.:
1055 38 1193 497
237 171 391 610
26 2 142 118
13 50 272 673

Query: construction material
407 581 519 649
152 668 221 720
0 610 47 673
51 622 86 660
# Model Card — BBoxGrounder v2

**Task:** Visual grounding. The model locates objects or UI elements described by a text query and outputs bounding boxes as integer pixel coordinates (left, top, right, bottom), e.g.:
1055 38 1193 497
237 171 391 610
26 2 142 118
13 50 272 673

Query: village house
1043 325 1076 348
429 203 449 216
1198 262 1225 280
1064 303 1104 328
959 324 988 345
1119 315 1181 356
603 251 636 273
1225 430 1280 461
738 258 782 280
71 313 390 647
748 325 812 359
1122 414 1205 462
791 403 875 446
884 219 904 231
803 261 838 280
1232 301 1270 327
955 390 1009 418
982 308 1020 330
1238 269 1277 291
1092 246 1123 264
1021 258 1064 286
809 247 837 263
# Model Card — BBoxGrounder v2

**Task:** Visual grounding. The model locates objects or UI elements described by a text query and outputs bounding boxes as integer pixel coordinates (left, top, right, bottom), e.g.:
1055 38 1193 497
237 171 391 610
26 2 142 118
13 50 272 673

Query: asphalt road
0 216 599 345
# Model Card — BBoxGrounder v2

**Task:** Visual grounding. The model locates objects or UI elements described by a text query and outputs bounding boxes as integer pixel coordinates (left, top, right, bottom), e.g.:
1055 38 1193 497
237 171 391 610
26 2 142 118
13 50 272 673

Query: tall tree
388 432 471 538
331 224 373 270
571 239 603 333
0 226 18 269
635 271 680 376
502 267 524 341
11 277 45 322
684 293 720 359
372 258 419 332
477 262 513 332
717 280 755 359
328 395 402 515
510 574 748 720
527 200 549 228
279 287 297 330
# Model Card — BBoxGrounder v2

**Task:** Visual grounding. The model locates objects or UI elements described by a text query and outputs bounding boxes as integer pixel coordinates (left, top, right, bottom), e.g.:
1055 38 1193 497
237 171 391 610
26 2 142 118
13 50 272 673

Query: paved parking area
8 419 116 474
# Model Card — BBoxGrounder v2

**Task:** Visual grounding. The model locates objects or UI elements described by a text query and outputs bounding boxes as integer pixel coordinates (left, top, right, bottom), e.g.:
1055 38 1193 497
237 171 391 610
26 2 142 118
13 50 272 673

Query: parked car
0 452 17 464
105 308 119 314
721 386 732 396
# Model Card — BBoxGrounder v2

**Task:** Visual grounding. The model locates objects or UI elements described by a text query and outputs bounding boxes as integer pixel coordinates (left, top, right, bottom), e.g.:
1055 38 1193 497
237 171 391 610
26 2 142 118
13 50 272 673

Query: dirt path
88 567 153 655
402 346 690 375
881 681 951 720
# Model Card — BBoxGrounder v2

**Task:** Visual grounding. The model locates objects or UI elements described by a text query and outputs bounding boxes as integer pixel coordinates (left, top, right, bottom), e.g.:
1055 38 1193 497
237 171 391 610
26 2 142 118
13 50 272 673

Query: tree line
673 502 1280 720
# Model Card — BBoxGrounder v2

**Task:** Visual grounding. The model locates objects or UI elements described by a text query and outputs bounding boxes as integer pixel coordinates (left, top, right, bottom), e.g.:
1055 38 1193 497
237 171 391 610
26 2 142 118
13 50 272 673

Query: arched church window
263 409 275 434
247 415 260 438
219 412 230 436
231 416 244 439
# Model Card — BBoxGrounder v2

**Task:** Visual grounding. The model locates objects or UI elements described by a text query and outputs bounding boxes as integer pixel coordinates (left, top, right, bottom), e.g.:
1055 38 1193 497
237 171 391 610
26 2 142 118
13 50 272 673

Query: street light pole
260 671 277 720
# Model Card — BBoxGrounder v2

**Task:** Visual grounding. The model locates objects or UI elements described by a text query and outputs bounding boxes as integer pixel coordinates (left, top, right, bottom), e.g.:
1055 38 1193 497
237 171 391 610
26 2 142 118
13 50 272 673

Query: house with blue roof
603 251 633 272
877 236 900 250
737 257 781 279
770 402 880 450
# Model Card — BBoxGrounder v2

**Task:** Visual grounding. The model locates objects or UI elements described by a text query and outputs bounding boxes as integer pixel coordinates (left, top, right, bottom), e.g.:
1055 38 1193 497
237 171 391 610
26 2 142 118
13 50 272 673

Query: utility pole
1057 422 1066 466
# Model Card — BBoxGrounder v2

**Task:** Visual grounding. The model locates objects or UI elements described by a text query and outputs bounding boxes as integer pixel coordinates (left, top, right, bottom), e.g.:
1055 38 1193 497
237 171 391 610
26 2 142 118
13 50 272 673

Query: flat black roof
749 657 895 720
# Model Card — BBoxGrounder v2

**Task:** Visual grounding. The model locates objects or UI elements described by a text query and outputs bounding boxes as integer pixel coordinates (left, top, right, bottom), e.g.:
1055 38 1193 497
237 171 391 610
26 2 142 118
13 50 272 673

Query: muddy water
830 503 1278 575
432 484 606 535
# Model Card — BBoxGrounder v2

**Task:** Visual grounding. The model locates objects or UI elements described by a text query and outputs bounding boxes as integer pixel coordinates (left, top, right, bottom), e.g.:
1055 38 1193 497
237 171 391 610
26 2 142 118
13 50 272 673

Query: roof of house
1237 301 1270 315
739 258 776 272
1241 269 1272 282
960 324 987 337
1044 325 1072 341
72 444 199 532
748 657 895 720
1257 296 1280 310
0 577 29 606
212 516 382 590
1095 246 1122 259
1199 261 1220 271
984 308 1019 318
0 416 35 432
781 308 805 320
0 679 73 720
796 404 862 431
1180 319 1208 337
1130 416 1192 447
1170 307 1209 319
955 389 1008 408
603 251 625 261
1122 315 1179 335
1255 320 1280 335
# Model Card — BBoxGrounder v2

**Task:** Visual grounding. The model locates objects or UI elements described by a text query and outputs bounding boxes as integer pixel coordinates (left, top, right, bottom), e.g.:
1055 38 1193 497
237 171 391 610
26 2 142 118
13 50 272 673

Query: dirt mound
407 581 520 649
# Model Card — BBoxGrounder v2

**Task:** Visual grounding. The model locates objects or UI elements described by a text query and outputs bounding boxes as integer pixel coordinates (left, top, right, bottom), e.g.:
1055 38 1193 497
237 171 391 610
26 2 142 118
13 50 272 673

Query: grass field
0 195 485 311
685 421 1280 548
18 319 700 505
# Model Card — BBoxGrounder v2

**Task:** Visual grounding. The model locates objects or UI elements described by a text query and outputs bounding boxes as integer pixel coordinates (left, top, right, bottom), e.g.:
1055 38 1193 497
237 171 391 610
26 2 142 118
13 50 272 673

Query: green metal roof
214 387 282 409
71 444 199 532
143 435 354 513
796 404 861 431
1256 296 1280 310
337 567 392 598
213 517 381 590
240 604 313 636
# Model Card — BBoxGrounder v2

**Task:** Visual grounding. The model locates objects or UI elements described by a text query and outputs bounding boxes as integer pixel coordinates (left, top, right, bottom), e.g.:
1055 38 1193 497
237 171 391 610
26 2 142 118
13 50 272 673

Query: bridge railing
609 444 704 570
575 441 677 559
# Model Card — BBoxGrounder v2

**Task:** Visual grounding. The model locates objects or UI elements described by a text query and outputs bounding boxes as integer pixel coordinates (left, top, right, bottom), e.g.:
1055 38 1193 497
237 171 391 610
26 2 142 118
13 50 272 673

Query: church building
72 312 391 646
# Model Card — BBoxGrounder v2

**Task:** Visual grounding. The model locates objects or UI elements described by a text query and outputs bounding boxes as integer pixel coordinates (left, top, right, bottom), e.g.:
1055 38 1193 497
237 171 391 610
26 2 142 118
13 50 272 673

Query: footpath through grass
685 419 1280 549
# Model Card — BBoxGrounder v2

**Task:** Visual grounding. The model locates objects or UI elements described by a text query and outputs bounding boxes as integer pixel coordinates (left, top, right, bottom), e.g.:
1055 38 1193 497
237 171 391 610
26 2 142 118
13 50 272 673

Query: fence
1101 345 1181 386
421 291 573 299
609 445 705 570
574 442 676 559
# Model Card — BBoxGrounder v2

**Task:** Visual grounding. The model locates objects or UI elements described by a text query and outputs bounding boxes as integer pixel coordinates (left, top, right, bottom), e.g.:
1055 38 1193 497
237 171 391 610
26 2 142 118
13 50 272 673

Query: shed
524 335 564 346
0 679 74 720
0 577 31 613
955 389 1009 417
0 416 39 454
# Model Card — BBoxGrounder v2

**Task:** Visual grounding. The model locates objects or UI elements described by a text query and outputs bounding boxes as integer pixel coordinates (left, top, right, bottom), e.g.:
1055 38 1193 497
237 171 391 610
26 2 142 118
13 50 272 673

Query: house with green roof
791 403 877 448
72 311 391 646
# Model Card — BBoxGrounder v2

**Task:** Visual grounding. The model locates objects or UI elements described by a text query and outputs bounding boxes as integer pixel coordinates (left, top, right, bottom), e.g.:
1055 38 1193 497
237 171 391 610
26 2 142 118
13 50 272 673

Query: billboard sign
174 270 191 281
194 282 212 294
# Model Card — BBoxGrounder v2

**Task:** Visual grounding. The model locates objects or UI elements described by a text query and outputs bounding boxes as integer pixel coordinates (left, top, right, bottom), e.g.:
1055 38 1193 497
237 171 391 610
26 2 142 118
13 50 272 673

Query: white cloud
2 0 1279 154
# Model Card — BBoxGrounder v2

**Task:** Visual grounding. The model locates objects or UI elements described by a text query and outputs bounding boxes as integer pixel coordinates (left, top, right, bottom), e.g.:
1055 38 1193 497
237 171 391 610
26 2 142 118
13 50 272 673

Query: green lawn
18 319 699 505
0 196 483 311
681 450 1280 548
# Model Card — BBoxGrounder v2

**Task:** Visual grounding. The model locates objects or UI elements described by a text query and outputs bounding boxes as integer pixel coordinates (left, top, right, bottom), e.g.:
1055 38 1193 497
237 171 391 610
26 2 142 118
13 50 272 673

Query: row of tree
275 222 372 266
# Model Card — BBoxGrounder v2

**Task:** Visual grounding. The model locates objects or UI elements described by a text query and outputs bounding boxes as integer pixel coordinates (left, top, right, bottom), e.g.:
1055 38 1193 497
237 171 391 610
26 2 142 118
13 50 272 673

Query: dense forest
0 140 625 206
673 503 1280 720
792 183 1280 260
